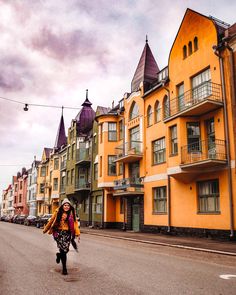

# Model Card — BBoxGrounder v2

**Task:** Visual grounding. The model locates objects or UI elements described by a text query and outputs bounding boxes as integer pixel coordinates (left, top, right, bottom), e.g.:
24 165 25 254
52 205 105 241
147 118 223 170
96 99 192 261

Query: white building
27 158 40 216
7 184 14 216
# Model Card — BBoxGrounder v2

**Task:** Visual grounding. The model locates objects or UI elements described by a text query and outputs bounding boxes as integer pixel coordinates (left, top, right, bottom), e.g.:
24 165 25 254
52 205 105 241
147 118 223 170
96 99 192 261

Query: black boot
56 252 61 264
60 251 68 275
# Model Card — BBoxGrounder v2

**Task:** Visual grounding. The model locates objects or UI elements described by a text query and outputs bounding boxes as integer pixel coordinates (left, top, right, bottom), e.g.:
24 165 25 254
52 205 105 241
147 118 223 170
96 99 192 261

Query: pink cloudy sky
0 0 236 199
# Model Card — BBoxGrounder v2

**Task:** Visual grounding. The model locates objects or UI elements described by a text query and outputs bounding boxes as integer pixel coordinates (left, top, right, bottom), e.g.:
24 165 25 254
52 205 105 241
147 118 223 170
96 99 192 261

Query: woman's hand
78 235 80 243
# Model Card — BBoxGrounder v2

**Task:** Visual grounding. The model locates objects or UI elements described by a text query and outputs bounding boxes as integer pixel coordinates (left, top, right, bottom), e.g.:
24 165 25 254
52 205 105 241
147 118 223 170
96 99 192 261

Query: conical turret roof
131 39 159 92
75 90 95 136
54 114 67 149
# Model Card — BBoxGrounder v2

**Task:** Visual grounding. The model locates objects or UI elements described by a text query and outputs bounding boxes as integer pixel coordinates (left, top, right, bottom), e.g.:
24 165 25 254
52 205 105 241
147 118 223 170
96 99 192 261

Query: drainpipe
162 82 171 233
89 135 93 227
224 41 236 170
167 175 171 233
213 45 234 239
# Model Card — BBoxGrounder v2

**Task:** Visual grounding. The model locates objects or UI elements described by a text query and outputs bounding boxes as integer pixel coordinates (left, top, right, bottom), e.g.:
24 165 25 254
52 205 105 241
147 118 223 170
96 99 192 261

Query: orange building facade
96 9 236 239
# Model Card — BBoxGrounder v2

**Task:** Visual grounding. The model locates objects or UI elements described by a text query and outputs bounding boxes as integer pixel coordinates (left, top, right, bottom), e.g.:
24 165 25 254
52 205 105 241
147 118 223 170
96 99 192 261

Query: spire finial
86 89 88 99
146 35 148 43
61 106 64 116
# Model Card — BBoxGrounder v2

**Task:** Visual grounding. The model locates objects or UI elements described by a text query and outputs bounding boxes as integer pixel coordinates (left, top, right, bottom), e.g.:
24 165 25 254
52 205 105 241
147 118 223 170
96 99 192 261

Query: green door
132 204 140 232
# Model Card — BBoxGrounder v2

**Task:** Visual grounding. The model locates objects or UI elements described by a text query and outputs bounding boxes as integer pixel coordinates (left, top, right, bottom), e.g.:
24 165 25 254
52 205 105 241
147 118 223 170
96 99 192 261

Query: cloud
30 26 109 65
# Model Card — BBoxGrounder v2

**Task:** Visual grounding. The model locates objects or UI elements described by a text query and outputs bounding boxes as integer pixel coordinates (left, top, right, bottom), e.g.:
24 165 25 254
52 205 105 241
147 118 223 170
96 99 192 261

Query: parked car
5 215 14 222
24 215 37 226
12 215 19 223
0 215 7 221
15 214 27 225
35 214 52 228
8 215 15 223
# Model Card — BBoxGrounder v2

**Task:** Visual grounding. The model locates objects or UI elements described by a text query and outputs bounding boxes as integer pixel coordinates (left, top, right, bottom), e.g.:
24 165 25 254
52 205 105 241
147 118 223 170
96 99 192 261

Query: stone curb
82 230 236 257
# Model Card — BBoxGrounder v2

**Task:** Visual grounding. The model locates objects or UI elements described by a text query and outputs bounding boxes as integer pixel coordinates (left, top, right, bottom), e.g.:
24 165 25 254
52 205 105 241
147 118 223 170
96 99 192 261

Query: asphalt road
0 222 236 295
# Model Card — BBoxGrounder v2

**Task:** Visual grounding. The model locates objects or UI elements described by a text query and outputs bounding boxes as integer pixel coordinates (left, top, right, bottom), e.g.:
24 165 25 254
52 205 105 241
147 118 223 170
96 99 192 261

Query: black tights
59 249 67 272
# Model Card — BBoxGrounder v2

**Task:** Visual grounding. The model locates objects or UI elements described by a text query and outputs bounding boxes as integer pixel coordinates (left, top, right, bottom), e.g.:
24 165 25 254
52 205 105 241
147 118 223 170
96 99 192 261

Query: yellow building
36 114 67 215
96 9 236 239
36 148 52 216
49 114 67 212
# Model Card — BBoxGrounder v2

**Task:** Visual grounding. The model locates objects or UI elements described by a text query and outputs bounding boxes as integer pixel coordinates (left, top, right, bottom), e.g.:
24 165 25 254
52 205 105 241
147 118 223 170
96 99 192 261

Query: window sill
152 212 167 215
169 153 178 157
152 161 166 166
197 211 221 215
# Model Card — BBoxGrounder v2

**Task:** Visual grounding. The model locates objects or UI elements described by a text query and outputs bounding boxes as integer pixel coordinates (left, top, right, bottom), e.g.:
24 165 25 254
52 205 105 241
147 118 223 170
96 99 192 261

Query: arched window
163 95 170 118
129 101 139 120
188 41 192 55
147 105 152 127
194 37 198 51
183 45 187 59
154 100 161 122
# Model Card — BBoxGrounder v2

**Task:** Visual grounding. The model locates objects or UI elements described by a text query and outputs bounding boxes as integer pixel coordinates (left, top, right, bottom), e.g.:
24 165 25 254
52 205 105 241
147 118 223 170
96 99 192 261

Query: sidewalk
81 227 236 256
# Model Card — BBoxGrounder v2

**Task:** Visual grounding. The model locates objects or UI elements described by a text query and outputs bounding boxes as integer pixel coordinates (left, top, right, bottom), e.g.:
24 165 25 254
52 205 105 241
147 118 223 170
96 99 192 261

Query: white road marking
220 274 236 280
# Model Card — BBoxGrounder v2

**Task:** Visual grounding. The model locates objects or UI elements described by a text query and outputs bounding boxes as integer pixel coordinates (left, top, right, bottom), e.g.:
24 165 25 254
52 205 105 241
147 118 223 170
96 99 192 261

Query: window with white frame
153 186 167 213
108 155 116 175
153 138 166 164
198 179 219 213
147 105 152 127
170 125 178 155
163 95 170 118
53 178 58 191
119 120 123 140
192 68 211 101
129 101 139 120
154 100 161 123
95 195 102 214
108 122 117 141
177 83 185 111
187 122 200 152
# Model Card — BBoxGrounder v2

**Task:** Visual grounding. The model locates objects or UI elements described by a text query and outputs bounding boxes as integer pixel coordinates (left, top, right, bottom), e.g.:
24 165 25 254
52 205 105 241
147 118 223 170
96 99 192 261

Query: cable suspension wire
0 164 31 166
0 95 81 110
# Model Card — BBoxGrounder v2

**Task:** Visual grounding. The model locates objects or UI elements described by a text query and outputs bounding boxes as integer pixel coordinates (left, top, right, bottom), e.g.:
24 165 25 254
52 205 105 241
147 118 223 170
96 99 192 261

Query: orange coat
43 209 80 236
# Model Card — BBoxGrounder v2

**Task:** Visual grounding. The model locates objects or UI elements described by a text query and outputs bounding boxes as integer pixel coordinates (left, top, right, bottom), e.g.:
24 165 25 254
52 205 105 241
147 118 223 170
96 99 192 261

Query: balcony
76 144 91 165
181 139 227 170
113 177 144 196
115 141 143 163
74 179 91 191
164 82 223 122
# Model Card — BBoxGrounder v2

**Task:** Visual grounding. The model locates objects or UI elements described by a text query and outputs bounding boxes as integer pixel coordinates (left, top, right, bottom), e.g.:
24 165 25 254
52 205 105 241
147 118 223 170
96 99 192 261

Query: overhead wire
0 95 81 110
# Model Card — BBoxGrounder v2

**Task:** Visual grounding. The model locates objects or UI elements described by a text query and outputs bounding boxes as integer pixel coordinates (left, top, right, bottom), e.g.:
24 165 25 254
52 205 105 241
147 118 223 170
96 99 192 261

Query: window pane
153 187 167 213
198 180 219 213
130 102 139 120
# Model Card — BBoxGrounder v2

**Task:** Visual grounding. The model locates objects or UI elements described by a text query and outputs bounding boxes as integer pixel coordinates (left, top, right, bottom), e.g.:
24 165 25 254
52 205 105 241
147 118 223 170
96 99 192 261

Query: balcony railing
114 177 144 190
164 82 223 121
115 141 143 162
75 179 91 191
181 139 227 167
76 144 91 164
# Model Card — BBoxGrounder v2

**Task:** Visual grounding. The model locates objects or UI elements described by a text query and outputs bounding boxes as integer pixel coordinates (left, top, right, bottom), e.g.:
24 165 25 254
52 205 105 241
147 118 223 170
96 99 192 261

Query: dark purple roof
96 106 110 115
75 90 95 135
131 40 159 92
44 148 53 159
54 114 67 149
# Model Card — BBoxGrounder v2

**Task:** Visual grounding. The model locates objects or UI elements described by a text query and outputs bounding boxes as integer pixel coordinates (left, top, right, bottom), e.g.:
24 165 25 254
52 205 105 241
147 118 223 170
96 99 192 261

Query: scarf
68 213 75 237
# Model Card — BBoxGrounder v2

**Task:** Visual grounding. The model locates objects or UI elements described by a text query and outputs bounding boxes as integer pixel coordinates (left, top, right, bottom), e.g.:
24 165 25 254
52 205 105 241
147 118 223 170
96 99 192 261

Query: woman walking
43 198 80 275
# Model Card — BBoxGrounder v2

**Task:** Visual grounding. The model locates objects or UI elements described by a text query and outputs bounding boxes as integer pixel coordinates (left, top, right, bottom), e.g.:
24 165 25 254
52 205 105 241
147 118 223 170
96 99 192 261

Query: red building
13 168 29 215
